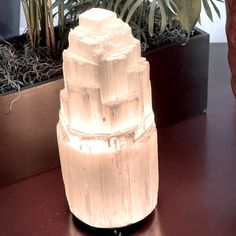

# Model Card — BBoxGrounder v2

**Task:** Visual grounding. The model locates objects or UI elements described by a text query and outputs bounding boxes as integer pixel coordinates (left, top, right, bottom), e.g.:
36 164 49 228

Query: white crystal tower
57 8 158 228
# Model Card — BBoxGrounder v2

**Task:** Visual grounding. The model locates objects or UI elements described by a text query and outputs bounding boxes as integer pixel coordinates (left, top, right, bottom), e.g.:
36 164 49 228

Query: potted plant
0 0 73 187
59 0 222 126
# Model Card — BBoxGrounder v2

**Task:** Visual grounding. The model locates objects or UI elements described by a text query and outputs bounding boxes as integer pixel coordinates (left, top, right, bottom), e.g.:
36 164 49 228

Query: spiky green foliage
21 0 56 55
62 0 223 38
56 0 222 51
20 0 224 56
20 0 73 58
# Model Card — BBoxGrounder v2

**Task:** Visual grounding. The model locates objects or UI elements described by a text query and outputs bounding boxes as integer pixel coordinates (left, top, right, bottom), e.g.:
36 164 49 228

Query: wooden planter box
143 28 210 127
0 79 64 187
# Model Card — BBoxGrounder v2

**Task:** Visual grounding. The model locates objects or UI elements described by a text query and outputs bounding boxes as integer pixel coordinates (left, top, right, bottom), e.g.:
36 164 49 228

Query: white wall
197 1 226 42
20 1 227 43
20 4 26 34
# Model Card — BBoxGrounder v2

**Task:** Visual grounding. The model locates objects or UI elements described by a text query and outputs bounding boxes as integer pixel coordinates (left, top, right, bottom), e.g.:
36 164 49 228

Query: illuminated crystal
57 8 158 228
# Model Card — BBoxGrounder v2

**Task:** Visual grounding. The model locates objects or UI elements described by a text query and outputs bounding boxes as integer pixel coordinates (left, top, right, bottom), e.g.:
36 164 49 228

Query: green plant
21 0 55 55
61 0 223 50
21 0 72 57
83 0 223 35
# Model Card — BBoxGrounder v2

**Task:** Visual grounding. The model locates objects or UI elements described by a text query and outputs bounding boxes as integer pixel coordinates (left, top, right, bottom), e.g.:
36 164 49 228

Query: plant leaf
202 0 213 22
114 0 122 13
148 0 156 36
125 0 144 23
198 15 201 24
209 0 221 18
172 0 201 35
165 0 178 14
120 0 137 20
157 0 168 33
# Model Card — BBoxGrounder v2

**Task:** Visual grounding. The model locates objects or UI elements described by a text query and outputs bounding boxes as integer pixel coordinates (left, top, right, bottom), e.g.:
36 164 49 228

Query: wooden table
0 44 235 236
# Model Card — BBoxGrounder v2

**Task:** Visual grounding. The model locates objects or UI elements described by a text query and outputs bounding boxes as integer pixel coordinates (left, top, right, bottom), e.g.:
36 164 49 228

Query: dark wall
0 0 20 38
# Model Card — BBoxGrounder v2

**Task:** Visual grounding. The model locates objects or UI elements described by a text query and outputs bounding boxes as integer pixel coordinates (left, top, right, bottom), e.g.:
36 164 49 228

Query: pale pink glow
57 8 158 228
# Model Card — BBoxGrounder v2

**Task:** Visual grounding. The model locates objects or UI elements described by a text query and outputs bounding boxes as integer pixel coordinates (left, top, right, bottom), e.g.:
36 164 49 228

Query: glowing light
57 8 158 228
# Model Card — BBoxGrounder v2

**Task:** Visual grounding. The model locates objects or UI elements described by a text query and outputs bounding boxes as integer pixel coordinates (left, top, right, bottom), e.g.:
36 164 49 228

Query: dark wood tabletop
0 43 235 236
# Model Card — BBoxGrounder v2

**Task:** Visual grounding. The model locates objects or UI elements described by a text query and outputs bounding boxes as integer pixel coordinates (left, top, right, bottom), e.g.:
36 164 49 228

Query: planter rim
142 27 209 56
0 76 63 97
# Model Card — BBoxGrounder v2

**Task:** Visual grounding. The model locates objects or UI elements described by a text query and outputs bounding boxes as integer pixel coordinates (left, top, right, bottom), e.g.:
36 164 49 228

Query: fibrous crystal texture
57 8 158 228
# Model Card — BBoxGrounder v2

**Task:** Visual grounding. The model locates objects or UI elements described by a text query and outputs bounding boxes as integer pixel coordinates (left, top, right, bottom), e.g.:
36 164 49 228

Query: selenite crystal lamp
57 8 158 228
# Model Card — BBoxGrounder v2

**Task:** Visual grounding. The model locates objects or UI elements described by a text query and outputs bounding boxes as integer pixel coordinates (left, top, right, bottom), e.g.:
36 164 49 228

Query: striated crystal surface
57 8 158 228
